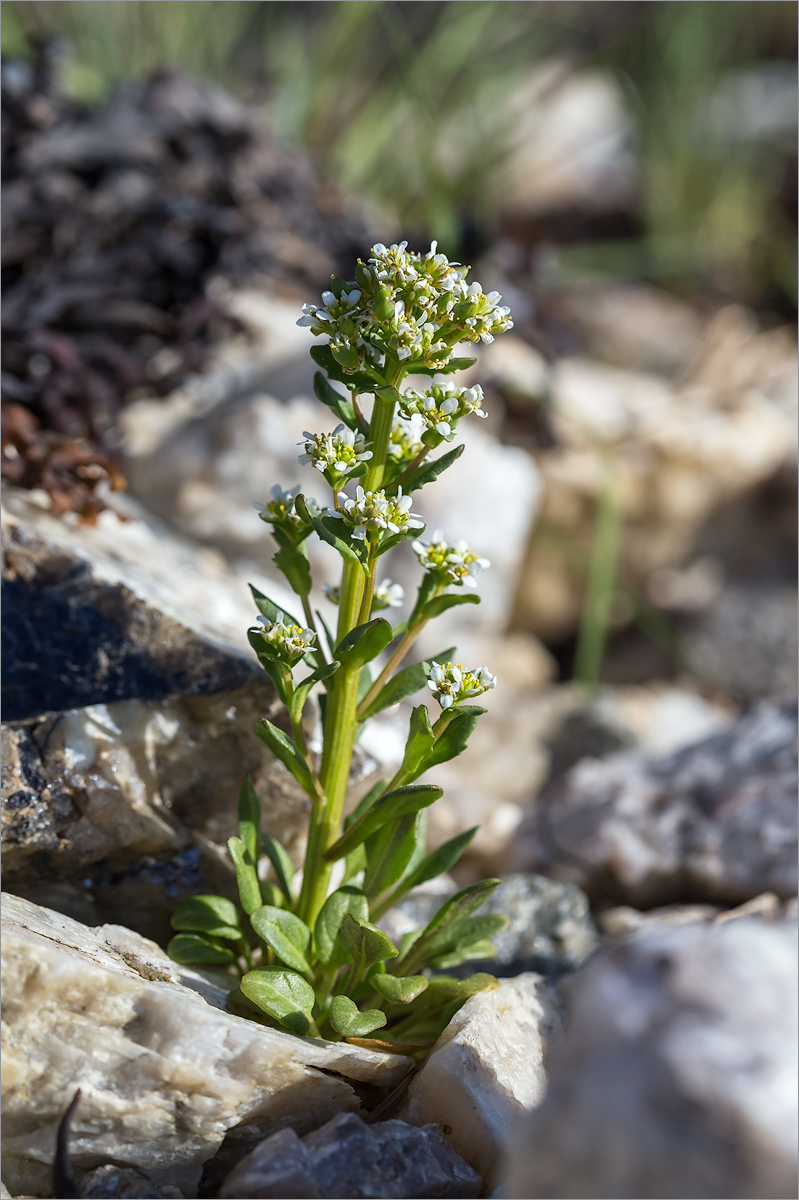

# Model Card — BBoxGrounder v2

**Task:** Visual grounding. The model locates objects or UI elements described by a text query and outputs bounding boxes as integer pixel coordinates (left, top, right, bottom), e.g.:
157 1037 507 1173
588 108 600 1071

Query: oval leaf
426 973 500 998
167 933 237 966
363 812 419 898
171 895 241 941
250 906 313 973
314 886 369 966
338 913 398 977
335 618 393 669
228 836 263 916
241 967 315 1036
329 995 387 1038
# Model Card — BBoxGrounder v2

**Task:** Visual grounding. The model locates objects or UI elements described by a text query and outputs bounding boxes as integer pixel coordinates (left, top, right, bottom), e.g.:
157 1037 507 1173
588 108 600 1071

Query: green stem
357 547 378 625
297 368 402 928
301 593 327 666
356 619 427 720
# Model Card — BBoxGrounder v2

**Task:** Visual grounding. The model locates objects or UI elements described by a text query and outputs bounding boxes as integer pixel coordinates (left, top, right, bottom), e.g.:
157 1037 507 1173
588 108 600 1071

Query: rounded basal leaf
241 967 315 1036
329 995 387 1038
250 906 313 974
337 913 398 973
314 886 368 966
372 974 429 1004
170 895 242 941
167 933 237 966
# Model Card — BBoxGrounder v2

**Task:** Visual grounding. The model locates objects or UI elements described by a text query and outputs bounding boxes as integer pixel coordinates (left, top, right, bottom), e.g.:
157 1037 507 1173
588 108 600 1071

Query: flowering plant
169 241 513 1049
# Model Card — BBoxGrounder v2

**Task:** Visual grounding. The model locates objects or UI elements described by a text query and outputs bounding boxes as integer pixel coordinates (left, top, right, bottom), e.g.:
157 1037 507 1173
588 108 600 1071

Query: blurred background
2 0 797 883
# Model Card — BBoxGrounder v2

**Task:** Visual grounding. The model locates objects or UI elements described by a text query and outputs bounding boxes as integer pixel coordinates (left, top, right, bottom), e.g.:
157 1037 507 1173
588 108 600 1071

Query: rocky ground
2 62 797 1200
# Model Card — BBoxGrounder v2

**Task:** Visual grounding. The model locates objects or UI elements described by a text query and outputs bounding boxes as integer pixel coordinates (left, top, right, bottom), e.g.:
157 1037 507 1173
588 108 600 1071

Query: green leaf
314 886 368 966
309 344 378 393
167 932 237 966
313 371 358 428
335 618 393 669
324 784 442 862
227 836 262 916
342 843 367 884
357 663 373 704
425 880 502 936
329 995 387 1038
423 592 481 619
426 972 500 998
250 906 313 973
372 974 429 1004
399 929 423 957
247 635 291 702
429 940 499 970
363 811 419 898
420 706 486 772
396 705 436 781
337 913 398 977
241 967 316 1036
399 444 465 494
394 826 478 895
259 833 295 905
296 494 366 567
359 648 455 720
249 583 301 629
171 895 242 941
290 660 340 722
273 541 312 598
237 777 260 864
256 719 315 799
375 524 426 558
426 912 509 958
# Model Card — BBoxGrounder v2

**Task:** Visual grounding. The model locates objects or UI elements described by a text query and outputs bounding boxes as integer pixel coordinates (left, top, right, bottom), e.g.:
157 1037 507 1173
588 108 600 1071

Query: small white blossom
372 579 405 609
328 485 424 542
255 612 317 661
425 660 497 709
298 424 372 478
387 413 426 462
252 484 318 535
412 529 490 588
399 382 487 440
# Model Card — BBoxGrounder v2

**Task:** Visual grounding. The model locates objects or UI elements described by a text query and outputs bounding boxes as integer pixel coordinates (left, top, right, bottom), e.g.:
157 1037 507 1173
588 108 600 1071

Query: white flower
412 529 490 588
252 484 315 534
425 660 497 709
255 612 317 661
387 413 426 462
328 485 424 542
399 382 487 440
372 579 405 609
295 242 511 376
298 424 372 477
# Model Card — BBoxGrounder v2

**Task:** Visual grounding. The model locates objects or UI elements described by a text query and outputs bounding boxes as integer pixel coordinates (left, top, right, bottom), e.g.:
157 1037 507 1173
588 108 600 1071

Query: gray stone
507 919 799 1199
381 873 598 981
79 1164 183 1198
685 583 798 704
517 697 798 907
400 974 562 1192
220 1111 482 1199
0 896 411 1199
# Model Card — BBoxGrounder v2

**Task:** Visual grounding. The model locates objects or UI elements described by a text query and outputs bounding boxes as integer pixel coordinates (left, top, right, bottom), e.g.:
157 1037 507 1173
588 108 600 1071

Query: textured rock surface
79 1164 184 1198
507 919 799 1199
1 490 291 721
516 697 798 906
399 973 561 1191
381 874 598 980
0 895 410 1198
220 1112 482 1199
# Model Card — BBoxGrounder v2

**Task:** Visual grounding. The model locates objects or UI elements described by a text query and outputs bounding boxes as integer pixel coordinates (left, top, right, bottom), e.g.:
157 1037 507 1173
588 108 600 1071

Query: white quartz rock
0 896 410 1198
399 973 561 1191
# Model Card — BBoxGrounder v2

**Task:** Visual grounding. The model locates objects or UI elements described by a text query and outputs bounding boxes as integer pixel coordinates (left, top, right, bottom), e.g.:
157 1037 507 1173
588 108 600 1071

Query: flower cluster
329 485 424 542
412 529 490 588
425 661 497 709
387 413 426 463
299 425 372 479
296 241 512 375
255 612 317 662
399 382 487 440
253 486 318 541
